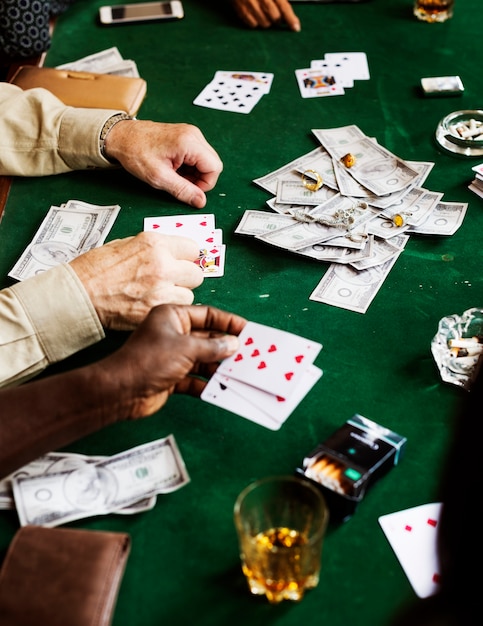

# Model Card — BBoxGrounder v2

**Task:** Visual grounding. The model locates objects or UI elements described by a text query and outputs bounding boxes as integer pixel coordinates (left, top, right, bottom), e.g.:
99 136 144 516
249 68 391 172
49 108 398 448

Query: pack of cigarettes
296 414 407 522
420 75 464 97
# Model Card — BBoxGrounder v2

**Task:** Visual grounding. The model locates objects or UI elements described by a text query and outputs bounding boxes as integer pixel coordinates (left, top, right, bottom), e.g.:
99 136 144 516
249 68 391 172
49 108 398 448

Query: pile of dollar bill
0 435 190 527
236 124 468 314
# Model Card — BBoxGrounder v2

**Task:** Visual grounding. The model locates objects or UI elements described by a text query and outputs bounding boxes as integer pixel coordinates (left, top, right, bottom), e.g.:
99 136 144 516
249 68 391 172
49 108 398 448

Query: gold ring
302 169 323 192
341 153 356 168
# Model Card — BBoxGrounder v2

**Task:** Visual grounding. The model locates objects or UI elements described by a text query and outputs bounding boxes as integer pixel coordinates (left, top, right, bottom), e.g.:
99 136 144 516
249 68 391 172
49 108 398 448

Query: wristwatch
99 112 133 161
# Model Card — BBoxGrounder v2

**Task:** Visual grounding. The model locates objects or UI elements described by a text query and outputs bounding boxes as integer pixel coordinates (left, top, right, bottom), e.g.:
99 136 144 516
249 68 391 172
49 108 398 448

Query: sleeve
0 82 124 176
0 263 105 388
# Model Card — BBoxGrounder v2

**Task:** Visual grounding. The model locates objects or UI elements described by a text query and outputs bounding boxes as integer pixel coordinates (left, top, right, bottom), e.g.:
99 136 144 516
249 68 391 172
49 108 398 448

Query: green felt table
1 1 482 624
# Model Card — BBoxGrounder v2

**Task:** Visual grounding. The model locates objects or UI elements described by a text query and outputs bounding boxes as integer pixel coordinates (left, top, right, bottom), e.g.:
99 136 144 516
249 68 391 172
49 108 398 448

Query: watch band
99 112 133 161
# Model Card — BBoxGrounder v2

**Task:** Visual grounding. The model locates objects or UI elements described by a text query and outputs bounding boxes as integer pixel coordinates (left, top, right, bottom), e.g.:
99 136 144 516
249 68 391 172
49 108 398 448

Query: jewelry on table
291 201 368 230
341 153 357 168
302 169 323 192
382 211 413 227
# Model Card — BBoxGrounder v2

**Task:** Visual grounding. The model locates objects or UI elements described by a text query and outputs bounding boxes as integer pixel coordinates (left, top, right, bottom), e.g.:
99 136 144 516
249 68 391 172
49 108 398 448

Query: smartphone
99 1 184 25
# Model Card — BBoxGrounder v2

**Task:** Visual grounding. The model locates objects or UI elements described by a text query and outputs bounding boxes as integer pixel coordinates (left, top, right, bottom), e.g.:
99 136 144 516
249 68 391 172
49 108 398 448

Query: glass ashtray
435 110 483 157
431 307 483 390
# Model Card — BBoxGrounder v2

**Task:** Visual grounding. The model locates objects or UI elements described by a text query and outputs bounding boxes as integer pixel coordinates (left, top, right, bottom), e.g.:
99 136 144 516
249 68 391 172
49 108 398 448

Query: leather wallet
9 65 147 116
0 525 131 626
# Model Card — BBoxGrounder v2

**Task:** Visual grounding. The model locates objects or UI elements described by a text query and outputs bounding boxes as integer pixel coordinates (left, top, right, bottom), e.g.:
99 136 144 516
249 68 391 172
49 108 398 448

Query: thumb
162 170 207 208
195 334 240 364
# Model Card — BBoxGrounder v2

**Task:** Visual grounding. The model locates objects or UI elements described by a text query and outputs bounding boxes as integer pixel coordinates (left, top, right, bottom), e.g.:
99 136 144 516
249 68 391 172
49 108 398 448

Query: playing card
196 244 226 277
143 214 221 247
213 70 274 95
378 502 443 598
201 373 282 430
219 363 323 423
324 52 370 81
193 73 266 113
295 68 345 98
217 321 322 399
311 59 354 88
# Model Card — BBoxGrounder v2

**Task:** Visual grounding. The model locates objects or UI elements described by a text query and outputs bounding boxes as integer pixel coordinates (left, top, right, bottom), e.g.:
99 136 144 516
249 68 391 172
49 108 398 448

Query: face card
201 373 281 430
220 364 323 423
311 59 354 88
217 321 322 399
378 502 443 598
295 68 345 98
196 244 226 277
214 70 274 95
324 52 370 81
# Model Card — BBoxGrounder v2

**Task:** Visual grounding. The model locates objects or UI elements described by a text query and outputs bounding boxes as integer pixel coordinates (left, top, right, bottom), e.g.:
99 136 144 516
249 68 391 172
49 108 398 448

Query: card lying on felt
144 213 225 277
193 70 274 114
202 321 323 429
379 502 443 599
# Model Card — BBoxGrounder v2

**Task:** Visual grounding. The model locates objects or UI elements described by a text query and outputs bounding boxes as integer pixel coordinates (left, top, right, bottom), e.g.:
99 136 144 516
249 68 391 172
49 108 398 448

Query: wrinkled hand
104 121 223 209
70 232 204 330
102 303 247 419
232 0 301 31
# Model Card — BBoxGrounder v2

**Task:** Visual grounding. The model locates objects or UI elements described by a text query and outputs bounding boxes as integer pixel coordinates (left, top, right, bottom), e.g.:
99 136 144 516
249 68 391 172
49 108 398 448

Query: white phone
99 1 184 25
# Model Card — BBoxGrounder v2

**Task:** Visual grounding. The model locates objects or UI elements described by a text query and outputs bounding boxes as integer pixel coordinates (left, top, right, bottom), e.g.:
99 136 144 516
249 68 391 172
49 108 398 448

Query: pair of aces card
143 213 225 277
296 52 370 98
379 502 443 599
193 70 274 114
201 321 323 430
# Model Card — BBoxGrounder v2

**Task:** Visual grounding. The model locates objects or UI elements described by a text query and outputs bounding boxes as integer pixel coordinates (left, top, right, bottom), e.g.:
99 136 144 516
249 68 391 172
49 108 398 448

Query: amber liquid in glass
414 0 454 22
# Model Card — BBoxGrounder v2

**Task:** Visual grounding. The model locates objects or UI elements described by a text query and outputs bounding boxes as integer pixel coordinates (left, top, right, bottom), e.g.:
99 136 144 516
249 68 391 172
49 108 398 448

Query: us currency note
235 210 296 236
56 46 124 72
105 60 140 77
350 234 409 270
13 435 188 527
0 451 155 513
313 125 419 195
8 200 120 281
407 201 468 236
309 253 403 313
253 147 327 194
276 178 335 205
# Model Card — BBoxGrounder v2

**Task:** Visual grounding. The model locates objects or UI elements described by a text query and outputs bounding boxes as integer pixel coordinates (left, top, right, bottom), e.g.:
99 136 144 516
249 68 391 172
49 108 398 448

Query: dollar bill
8 200 120 281
313 125 419 195
56 46 124 72
276 178 335 205
350 234 409 270
13 435 188 527
253 147 327 194
309 253 403 313
105 60 140 78
407 201 468 236
1 451 156 513
234 210 296 236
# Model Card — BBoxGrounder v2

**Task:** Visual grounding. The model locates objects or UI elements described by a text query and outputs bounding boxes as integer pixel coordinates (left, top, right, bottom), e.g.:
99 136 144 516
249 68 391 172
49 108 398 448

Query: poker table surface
1 1 482 624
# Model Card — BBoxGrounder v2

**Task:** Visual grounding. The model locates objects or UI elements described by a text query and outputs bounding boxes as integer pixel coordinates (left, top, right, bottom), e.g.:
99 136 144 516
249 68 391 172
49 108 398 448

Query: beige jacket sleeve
0 82 123 176
0 264 104 388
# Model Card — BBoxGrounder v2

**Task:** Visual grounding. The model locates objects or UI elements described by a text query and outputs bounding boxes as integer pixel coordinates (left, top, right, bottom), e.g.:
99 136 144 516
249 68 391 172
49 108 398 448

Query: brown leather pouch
9 65 147 115
0 525 131 626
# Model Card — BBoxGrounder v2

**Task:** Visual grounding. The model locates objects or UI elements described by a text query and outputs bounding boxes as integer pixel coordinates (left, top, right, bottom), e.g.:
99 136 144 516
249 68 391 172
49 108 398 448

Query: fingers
233 0 301 31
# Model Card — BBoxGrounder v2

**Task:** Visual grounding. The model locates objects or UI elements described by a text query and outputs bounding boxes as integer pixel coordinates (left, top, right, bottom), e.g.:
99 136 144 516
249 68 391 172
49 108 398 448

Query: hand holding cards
202 322 323 429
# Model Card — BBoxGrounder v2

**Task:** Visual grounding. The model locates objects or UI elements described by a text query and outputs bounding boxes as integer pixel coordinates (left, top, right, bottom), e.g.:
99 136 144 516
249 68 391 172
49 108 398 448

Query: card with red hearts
215 321 322 399
143 214 224 276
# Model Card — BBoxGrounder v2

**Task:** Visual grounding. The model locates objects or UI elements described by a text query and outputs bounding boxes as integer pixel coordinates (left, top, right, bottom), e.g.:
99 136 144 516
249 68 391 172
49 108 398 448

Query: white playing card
213 70 274 95
143 214 221 246
217 321 322 399
295 68 345 98
193 75 266 114
311 59 354 88
201 373 281 430
378 502 443 599
219 364 323 423
324 52 370 81
196 244 226 277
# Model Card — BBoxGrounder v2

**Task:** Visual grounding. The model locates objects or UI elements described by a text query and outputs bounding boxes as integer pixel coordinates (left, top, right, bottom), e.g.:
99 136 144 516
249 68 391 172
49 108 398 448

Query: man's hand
70 232 204 330
232 0 301 31
104 121 223 209
101 303 247 419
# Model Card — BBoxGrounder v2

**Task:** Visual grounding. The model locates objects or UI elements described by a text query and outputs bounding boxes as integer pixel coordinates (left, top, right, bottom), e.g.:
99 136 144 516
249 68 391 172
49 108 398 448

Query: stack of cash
0 435 190 527
8 199 120 281
236 124 468 313
56 46 140 77
469 162 483 199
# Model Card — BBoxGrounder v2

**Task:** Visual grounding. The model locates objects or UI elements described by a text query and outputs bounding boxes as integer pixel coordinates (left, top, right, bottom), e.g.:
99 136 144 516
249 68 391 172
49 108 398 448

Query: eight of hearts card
202 321 323 430
144 213 225 277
